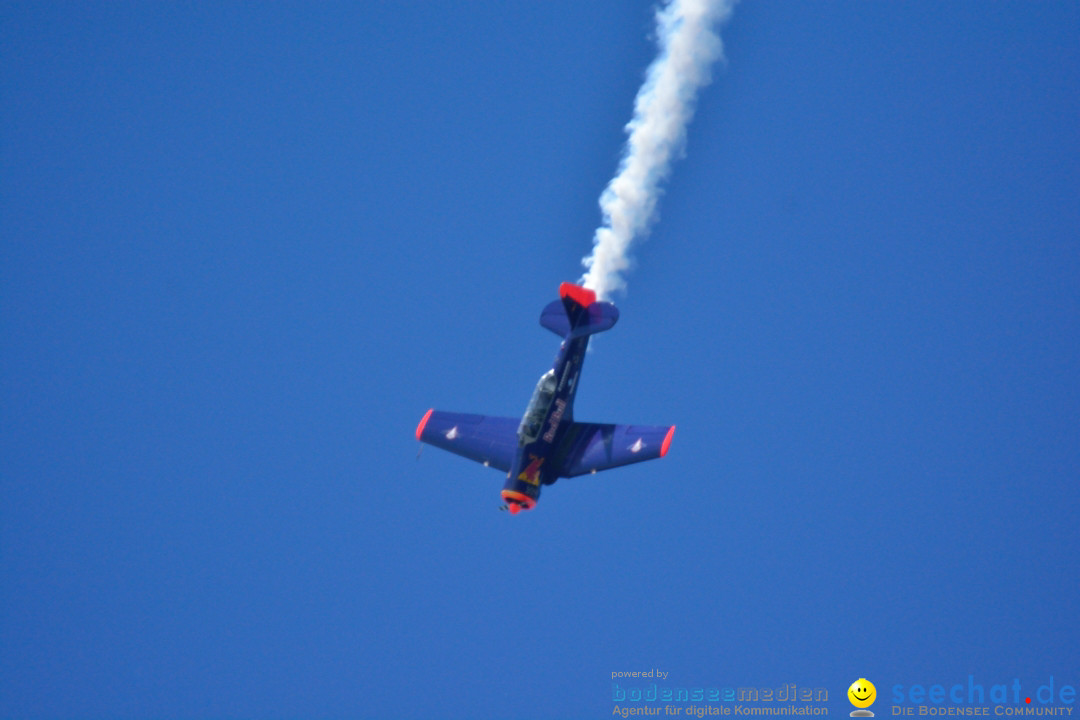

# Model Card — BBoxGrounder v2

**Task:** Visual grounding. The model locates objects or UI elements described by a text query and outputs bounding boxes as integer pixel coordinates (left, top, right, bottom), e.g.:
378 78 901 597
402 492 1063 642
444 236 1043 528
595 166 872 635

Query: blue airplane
416 282 675 514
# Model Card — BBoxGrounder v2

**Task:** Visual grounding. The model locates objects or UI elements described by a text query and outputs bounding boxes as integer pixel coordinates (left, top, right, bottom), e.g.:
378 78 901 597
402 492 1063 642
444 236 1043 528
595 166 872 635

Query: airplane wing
415 410 520 473
557 422 675 478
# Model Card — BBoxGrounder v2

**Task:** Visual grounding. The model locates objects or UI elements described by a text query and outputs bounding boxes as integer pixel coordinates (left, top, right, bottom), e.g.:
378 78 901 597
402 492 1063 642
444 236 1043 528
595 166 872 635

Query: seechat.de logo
849 679 877 717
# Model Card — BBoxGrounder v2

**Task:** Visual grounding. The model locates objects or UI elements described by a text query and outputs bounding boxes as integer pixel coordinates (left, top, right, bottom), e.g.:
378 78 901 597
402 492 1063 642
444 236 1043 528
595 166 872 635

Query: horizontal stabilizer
540 282 619 339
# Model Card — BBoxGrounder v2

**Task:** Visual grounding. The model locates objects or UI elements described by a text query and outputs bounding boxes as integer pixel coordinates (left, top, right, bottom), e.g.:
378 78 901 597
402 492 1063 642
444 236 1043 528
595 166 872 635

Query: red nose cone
508 503 521 515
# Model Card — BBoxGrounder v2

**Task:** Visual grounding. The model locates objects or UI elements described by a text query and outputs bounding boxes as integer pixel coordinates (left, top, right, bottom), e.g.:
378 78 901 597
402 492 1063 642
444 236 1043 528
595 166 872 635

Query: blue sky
2 2 1078 718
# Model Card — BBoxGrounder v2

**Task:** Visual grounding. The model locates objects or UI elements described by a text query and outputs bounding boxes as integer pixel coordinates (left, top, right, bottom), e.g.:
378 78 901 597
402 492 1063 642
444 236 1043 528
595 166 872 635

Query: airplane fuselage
500 335 589 512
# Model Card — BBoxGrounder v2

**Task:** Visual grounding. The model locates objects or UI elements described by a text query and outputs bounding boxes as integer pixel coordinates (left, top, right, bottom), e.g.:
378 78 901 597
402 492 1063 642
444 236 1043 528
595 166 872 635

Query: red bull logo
517 455 545 486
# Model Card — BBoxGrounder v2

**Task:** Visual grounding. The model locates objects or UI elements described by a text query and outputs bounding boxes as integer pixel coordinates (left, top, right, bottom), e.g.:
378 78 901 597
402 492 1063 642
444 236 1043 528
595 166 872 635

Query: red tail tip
559 282 596 308
508 503 521 515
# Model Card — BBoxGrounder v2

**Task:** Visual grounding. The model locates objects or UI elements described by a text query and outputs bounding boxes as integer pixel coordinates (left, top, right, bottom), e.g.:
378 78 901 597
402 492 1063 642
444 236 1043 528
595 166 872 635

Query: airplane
415 282 675 514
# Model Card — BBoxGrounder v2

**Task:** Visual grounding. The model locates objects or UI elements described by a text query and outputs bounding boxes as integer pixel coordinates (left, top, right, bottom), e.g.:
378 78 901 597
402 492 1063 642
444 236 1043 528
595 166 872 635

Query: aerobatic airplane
415 282 674 514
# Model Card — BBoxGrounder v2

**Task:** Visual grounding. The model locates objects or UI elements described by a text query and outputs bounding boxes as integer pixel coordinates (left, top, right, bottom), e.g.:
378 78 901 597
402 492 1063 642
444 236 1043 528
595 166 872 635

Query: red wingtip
416 408 434 441
559 282 596 308
659 425 675 458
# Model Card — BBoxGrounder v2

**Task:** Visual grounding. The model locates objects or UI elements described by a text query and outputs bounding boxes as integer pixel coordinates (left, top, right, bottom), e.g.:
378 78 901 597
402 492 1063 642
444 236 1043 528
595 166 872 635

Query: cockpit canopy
518 369 557 443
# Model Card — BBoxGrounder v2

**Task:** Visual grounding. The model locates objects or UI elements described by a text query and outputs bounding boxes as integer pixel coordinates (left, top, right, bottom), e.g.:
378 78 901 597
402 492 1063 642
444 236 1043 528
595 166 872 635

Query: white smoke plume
581 0 735 300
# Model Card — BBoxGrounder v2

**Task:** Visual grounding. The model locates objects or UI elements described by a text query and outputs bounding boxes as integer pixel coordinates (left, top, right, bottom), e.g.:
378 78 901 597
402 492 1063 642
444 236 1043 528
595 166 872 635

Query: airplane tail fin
540 282 619 340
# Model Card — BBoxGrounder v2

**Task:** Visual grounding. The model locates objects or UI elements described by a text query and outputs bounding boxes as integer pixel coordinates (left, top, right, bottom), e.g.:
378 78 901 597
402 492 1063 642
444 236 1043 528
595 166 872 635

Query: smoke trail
581 0 735 300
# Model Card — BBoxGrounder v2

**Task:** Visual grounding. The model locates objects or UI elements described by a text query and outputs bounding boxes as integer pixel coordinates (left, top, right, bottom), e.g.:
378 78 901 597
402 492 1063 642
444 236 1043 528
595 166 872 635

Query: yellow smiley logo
848 679 876 709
